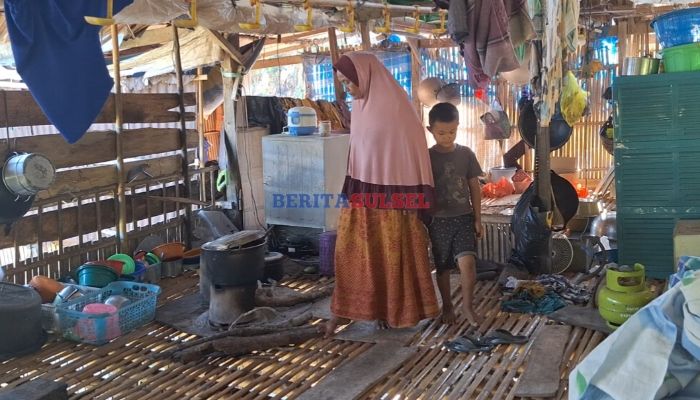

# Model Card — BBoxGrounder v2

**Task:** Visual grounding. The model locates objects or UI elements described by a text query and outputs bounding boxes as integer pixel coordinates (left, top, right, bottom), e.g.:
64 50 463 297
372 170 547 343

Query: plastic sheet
115 0 346 34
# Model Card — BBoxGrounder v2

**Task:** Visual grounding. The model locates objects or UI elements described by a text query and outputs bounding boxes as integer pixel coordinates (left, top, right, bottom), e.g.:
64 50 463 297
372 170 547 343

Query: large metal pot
202 240 266 287
0 283 47 360
2 153 55 197
0 170 33 225
590 211 617 240
622 57 660 76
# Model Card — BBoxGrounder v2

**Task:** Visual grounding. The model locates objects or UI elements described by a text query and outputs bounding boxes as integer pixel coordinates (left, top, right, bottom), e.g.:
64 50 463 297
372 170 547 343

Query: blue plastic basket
54 281 161 345
651 7 700 49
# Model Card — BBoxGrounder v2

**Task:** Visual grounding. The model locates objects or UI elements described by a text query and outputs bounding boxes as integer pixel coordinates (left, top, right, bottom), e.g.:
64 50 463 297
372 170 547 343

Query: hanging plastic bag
508 183 551 273
560 71 588 126
481 99 512 140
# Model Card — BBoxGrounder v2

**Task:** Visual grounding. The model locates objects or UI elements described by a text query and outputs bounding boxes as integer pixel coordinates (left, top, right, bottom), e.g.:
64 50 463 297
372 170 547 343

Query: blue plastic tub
651 7 700 49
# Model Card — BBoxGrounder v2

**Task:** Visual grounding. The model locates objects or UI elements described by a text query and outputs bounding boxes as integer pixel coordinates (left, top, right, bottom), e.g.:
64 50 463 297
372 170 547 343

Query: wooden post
360 22 371 51
196 67 205 169
407 38 422 119
327 28 345 103
222 57 244 229
534 124 552 274
172 25 193 249
196 66 206 203
111 24 128 252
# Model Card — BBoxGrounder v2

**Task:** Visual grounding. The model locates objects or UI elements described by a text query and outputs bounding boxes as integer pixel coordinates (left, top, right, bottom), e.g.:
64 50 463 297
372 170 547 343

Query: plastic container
287 106 317 136
152 242 186 261
489 167 517 183
76 303 121 343
55 281 161 345
662 43 700 73
319 231 337 277
108 254 136 275
76 265 119 288
651 7 700 49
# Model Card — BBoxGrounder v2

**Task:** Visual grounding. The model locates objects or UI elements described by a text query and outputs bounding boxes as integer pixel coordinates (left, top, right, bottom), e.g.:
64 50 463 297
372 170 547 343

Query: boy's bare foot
462 305 482 326
440 304 457 325
321 316 351 338
376 320 390 330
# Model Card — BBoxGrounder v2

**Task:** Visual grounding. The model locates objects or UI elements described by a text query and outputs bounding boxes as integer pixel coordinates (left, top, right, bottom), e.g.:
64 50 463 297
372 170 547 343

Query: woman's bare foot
440 304 457 325
462 305 482 326
321 316 351 338
376 320 390 330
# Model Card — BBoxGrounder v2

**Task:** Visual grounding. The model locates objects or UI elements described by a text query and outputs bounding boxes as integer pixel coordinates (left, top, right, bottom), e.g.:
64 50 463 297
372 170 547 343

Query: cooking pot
202 240 267 287
590 211 617 240
0 168 34 225
622 57 660 76
0 283 47 360
2 153 55 197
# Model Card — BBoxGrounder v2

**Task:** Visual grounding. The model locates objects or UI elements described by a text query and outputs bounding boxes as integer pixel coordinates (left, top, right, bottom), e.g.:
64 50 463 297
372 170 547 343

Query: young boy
427 102 483 326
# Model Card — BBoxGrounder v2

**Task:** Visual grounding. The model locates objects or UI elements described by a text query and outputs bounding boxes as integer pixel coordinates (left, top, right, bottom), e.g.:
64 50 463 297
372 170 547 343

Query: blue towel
4 0 133 144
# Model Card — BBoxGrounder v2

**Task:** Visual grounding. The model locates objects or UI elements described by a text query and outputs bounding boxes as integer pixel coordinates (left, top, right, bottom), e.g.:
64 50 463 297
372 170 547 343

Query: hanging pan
519 99 573 151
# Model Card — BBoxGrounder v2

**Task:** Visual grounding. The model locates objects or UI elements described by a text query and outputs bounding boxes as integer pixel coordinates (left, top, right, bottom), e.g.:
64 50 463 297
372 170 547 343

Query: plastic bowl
662 42 700 73
85 260 125 275
651 7 700 49
108 254 136 275
152 242 186 262
29 275 65 303
145 252 160 266
76 265 119 288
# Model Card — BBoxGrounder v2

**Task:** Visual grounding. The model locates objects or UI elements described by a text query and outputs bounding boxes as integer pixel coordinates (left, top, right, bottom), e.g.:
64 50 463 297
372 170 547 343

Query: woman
325 52 440 335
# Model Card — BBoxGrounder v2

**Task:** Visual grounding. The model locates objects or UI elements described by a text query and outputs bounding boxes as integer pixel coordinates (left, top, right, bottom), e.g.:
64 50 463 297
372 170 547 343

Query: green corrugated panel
614 71 700 278
616 214 683 279
615 141 700 209
615 71 700 144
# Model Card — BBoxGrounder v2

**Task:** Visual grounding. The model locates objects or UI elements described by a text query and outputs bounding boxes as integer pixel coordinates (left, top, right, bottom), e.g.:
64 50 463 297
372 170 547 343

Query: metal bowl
589 211 617 240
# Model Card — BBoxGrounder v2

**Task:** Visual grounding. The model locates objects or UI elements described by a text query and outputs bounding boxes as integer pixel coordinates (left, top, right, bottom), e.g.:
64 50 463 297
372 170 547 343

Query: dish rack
54 281 161 345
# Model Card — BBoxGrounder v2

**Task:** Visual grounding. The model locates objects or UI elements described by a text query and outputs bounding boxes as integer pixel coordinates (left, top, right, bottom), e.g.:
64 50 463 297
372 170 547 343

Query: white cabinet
262 134 350 231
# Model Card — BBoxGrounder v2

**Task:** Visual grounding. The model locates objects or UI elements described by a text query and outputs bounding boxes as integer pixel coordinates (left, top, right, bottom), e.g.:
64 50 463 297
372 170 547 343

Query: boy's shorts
428 213 477 271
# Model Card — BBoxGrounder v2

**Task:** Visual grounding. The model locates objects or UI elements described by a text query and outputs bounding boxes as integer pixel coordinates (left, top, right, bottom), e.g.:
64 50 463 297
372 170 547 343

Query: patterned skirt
330 207 440 328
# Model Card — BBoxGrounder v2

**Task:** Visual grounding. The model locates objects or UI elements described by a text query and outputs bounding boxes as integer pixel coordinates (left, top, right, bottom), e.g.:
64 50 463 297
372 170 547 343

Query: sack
508 183 551 273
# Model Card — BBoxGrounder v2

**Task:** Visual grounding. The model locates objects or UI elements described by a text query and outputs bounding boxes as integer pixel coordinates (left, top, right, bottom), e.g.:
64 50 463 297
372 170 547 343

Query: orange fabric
331 207 440 328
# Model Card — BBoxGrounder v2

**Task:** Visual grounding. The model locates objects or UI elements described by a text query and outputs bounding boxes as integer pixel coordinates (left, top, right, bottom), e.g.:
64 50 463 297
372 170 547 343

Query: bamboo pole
111 24 128 253
196 66 206 202
327 27 344 103
172 24 193 249
261 0 435 15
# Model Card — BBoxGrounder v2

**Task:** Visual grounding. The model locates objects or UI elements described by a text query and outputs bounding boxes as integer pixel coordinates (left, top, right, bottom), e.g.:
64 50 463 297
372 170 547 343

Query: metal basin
622 57 660 76
590 211 617 240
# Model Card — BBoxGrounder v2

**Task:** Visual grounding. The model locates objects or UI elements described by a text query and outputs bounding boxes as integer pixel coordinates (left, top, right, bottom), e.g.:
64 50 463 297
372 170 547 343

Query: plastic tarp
115 0 346 34
110 27 222 78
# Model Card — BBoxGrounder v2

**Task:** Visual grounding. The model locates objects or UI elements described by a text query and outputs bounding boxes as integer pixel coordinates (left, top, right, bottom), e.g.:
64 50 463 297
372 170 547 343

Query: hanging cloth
460 0 535 91
4 0 134 144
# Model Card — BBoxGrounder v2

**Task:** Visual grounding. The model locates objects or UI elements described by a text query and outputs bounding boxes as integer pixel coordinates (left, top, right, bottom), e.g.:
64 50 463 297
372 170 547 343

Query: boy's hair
428 102 459 127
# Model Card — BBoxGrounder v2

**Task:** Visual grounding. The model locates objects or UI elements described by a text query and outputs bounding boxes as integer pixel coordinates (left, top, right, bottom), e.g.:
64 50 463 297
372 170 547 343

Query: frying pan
518 99 573 151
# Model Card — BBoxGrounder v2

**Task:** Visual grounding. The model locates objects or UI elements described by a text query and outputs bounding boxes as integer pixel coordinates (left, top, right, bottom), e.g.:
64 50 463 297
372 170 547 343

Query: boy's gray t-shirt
429 144 484 217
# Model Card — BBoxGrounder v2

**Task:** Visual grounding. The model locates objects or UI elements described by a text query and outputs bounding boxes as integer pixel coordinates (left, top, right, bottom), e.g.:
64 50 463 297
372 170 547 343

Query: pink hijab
339 52 434 189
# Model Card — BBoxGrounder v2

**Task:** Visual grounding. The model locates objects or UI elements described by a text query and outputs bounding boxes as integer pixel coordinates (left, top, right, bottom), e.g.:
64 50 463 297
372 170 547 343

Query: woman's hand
475 220 483 239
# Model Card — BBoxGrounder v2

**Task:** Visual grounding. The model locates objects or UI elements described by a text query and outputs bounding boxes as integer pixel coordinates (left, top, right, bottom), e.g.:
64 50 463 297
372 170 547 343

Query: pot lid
202 230 266 251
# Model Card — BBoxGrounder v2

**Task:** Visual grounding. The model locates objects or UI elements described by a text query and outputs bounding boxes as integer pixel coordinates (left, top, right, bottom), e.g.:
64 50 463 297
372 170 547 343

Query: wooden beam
417 38 455 49
0 91 195 128
360 22 371 51
327 28 345 103
262 29 327 44
111 23 128 253
206 29 245 66
173 24 193 249
407 38 422 118
0 184 192 249
251 56 304 70
0 128 197 170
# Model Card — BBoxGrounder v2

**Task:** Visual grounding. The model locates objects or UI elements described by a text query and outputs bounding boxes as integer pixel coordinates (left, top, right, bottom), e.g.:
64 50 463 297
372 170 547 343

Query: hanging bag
481 99 512 140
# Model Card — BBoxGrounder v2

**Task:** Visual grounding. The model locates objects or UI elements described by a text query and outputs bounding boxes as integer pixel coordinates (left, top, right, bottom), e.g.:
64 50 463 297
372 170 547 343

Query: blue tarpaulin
4 0 133 143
